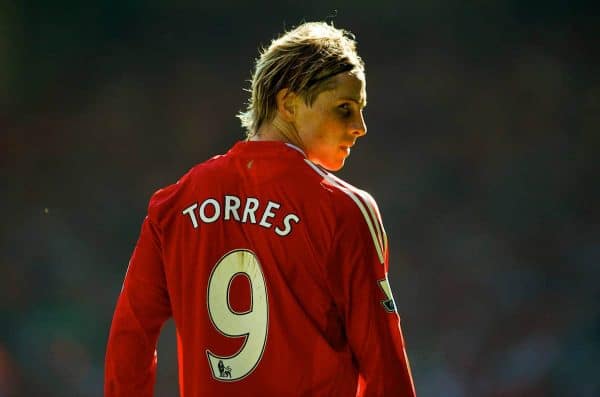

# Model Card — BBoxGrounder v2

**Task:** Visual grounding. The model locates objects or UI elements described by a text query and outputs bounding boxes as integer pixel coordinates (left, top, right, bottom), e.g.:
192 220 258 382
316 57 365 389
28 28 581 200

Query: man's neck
251 116 305 152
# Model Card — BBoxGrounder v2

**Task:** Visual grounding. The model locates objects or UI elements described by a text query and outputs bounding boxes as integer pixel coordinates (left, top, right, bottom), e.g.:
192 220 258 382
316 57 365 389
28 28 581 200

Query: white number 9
206 249 268 381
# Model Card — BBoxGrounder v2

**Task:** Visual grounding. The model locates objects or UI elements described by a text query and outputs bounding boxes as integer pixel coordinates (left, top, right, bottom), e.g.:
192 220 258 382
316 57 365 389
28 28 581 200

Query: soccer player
105 22 416 397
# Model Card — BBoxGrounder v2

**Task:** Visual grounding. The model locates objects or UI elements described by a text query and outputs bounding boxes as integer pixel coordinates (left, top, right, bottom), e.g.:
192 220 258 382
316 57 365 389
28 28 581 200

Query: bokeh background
1 1 598 396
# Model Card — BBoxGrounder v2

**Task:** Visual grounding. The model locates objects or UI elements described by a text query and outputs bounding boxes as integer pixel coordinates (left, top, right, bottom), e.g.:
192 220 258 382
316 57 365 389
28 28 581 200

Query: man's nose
352 111 367 137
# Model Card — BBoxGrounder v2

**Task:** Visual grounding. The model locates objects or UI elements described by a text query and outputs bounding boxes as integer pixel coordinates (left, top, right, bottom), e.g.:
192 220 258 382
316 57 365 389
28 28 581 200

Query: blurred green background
1 1 598 396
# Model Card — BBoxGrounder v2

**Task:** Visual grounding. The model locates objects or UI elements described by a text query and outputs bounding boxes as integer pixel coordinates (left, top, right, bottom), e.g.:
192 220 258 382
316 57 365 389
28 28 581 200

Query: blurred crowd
1 1 598 396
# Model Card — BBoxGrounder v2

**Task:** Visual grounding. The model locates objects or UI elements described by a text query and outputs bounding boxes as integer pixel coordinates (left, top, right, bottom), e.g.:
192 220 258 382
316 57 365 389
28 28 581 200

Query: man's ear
275 88 297 122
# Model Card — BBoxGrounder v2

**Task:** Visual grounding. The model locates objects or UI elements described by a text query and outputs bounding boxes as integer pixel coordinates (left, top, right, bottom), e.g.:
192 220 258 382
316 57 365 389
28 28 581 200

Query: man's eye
339 103 351 113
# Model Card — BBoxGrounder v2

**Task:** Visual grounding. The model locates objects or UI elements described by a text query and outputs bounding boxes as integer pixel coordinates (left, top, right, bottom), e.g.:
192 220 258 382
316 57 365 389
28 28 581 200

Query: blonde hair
238 22 364 137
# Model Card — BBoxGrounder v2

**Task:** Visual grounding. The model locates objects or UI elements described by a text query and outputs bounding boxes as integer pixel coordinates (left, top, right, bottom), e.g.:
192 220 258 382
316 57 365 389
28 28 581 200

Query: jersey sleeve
329 193 416 397
105 213 172 397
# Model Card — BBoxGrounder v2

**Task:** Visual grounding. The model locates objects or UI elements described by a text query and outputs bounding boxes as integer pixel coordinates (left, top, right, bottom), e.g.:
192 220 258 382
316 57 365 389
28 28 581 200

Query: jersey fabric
105 141 416 397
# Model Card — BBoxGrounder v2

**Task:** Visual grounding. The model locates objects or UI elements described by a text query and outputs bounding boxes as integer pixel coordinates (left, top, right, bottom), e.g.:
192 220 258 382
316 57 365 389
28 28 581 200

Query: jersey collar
284 143 307 158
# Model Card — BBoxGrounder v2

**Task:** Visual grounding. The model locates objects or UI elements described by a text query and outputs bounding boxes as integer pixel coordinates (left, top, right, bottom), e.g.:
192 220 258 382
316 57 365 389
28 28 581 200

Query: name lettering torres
182 195 300 237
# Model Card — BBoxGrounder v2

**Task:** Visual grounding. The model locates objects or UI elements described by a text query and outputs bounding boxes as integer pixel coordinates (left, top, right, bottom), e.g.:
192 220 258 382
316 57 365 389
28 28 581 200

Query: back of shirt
105 141 415 397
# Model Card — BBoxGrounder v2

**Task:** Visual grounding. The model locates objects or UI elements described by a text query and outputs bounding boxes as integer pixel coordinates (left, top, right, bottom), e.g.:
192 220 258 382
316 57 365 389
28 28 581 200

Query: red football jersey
105 141 416 397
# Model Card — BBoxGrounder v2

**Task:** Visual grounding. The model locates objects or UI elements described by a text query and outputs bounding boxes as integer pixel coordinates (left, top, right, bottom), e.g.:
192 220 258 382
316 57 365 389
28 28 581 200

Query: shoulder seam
327 170 388 255
302 159 386 264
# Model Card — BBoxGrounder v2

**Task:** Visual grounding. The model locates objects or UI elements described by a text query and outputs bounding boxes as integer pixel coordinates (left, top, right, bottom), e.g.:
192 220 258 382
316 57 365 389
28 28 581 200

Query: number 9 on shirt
206 249 269 381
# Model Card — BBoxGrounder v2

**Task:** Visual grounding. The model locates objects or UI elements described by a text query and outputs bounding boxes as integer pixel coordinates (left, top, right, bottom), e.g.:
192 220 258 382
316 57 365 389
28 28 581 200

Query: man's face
293 71 367 171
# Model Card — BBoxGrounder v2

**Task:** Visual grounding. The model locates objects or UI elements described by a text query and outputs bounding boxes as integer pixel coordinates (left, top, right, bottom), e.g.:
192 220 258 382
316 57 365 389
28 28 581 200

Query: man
105 21 416 396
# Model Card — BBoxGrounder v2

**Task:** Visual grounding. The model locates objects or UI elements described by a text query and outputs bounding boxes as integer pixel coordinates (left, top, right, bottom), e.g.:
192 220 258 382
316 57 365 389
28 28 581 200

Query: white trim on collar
285 143 307 157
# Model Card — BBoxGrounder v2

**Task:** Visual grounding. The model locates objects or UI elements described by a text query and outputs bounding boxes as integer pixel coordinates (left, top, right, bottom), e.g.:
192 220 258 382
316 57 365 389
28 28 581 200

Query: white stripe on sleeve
304 160 386 264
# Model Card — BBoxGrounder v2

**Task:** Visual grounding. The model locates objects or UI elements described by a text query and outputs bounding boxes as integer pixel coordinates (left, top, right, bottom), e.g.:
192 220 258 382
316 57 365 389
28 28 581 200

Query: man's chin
321 160 345 172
